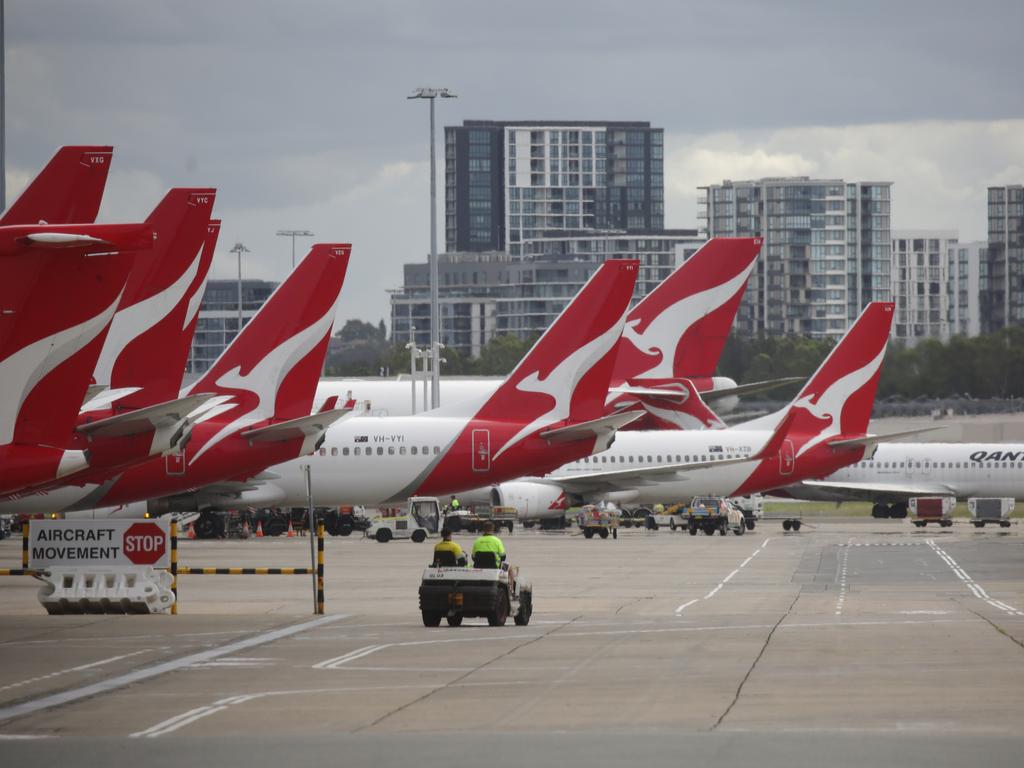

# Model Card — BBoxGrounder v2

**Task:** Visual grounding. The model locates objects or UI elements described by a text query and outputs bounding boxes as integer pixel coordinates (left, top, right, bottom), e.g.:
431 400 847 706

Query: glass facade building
985 185 1024 332
446 121 664 255
947 241 986 339
187 279 278 374
699 177 893 338
891 231 958 343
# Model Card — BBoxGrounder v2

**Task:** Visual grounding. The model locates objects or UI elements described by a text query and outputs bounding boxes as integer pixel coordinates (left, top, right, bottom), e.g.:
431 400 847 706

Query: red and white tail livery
1 146 113 226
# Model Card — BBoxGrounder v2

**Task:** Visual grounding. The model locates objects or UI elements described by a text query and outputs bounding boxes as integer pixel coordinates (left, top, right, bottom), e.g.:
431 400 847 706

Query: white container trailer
968 497 1014 528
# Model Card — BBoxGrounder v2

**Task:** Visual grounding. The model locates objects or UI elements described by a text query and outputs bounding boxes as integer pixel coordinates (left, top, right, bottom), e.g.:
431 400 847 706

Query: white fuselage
315 376 740 417
781 443 1024 501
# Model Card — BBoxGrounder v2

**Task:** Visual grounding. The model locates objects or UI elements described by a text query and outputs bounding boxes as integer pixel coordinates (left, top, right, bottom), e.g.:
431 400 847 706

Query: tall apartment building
699 177 893 338
947 241 986 339
391 231 700 357
445 121 664 255
891 230 958 344
985 185 1024 332
187 279 278 374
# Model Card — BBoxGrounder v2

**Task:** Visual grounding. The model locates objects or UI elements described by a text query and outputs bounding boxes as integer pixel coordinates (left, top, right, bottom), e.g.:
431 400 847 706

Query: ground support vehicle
575 505 618 539
618 507 650 528
0 515 10 540
910 496 954 528
871 501 909 519
645 503 686 532
365 497 441 543
418 563 532 627
323 506 372 537
968 497 1014 528
684 497 746 536
443 505 516 534
731 494 764 530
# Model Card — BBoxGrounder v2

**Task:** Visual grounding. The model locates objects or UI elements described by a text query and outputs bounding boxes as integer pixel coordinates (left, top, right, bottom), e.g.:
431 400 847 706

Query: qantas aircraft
769 442 1024 517
0 221 151 495
181 259 644 513
1 145 113 226
0 243 352 519
6 189 222 498
481 302 933 519
315 238 789 424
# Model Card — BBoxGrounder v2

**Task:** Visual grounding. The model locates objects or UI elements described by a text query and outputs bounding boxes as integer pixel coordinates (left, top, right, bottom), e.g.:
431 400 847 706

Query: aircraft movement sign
28 519 170 568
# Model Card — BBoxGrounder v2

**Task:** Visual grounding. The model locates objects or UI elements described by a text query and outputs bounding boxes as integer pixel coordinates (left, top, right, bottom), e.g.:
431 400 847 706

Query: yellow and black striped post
0 569 41 577
316 523 325 615
177 567 314 575
22 523 29 568
170 520 178 616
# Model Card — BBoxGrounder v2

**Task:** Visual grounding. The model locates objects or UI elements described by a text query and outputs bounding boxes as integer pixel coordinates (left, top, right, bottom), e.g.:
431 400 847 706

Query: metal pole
170 520 178 616
316 523 325 615
0 0 5 211
237 249 242 334
428 96 439 408
304 464 317 614
408 336 417 415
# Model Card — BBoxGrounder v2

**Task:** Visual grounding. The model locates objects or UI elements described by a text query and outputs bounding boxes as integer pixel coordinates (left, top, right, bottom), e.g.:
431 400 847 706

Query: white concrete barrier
37 566 175 614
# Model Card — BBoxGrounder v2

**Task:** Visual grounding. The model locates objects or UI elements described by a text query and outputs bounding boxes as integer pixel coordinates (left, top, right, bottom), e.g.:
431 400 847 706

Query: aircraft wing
539 411 642 444
547 454 753 494
239 408 351 443
826 426 950 453
799 478 956 502
703 377 804 402
77 393 218 438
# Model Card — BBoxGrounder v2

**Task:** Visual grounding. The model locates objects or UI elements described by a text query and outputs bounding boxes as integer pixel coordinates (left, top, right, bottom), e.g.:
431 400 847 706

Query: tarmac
1 518 1023 767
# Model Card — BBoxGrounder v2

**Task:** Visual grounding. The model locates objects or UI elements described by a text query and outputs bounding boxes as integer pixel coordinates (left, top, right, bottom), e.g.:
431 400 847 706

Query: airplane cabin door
472 429 491 472
779 438 795 476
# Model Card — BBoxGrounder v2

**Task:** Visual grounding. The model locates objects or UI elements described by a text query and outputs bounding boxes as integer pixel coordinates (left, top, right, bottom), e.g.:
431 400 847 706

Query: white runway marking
835 539 851 616
675 538 771 615
926 539 1024 616
0 614 348 724
0 650 153 693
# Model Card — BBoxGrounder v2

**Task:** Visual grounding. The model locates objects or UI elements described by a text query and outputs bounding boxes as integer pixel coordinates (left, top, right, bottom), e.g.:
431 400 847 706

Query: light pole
408 86 456 409
230 242 250 338
276 229 314 269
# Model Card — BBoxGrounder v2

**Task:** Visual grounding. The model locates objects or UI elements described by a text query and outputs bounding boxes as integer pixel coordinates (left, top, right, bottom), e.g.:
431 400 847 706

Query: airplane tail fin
1 146 113 226
470 260 637 460
614 377 727 430
613 237 761 382
0 224 150 448
759 302 894 457
92 189 217 408
188 244 351 424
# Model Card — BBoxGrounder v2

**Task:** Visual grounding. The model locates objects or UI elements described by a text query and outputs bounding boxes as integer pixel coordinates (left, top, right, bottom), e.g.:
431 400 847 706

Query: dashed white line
835 540 851 616
0 650 153 693
926 539 1024 617
675 538 771 615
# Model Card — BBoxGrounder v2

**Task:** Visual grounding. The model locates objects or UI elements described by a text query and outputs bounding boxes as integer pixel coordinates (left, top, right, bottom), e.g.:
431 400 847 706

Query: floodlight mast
408 87 456 409
276 229 314 269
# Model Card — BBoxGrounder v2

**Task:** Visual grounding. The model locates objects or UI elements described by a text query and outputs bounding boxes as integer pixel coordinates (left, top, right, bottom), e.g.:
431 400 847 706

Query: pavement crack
615 596 651 615
356 617 581 732
968 608 1024 651
710 591 800 731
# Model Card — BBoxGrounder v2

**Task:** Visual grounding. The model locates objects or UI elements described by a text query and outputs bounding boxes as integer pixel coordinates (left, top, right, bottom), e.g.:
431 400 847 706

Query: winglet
1 146 113 226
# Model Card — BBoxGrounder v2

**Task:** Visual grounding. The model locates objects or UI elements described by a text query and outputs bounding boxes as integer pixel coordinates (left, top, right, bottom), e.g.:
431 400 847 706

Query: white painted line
926 539 1024 617
0 734 53 740
0 614 348 724
675 538 771 615
0 649 153 693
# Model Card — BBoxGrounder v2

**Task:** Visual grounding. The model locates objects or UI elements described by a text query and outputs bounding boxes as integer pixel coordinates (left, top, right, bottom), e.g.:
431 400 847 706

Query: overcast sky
7 1 1023 329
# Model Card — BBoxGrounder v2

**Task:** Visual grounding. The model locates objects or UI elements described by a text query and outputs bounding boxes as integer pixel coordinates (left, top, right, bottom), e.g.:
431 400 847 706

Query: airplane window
399 447 406 455
388 447 395 455
422 446 429 455
675 455 681 462
610 456 616 463
354 447 361 456
915 462 921 469
601 456 607 463
701 455 707 462
377 447 384 456
331 447 338 457
657 455 663 462
342 447 350 456
433 446 440 455
899 462 904 468
318 448 326 457
411 446 418 455
629 456 634 463
647 455 653 462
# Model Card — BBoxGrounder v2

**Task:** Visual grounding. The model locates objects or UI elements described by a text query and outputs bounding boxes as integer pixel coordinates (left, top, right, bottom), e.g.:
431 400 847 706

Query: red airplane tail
188 244 351 429
612 237 762 383
616 377 727 431
92 189 217 408
1 146 113 226
0 223 150 449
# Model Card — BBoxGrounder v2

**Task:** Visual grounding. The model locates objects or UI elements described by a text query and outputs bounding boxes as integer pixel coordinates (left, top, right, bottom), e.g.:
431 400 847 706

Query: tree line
326 319 1024 400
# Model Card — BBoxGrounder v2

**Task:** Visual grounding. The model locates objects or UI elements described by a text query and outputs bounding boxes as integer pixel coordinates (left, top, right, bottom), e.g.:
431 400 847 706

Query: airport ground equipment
683 497 747 536
617 507 650 528
646 502 686 531
871 501 909 519
968 497 1014 528
37 566 174 614
731 494 763 530
366 497 441 543
418 559 532 627
0 514 9 539
910 496 955 527
575 505 618 539
443 505 516 534
324 505 372 536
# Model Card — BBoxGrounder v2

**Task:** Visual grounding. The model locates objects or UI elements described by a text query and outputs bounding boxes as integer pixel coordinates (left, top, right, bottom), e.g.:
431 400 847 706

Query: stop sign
123 522 167 565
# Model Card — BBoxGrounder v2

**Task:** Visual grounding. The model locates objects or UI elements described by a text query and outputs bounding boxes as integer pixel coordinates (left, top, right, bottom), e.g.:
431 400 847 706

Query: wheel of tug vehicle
193 512 223 539
646 517 657 531
422 610 442 627
488 590 509 627
782 520 792 531
745 519 755 531
411 529 427 543
446 516 462 533
718 525 728 535
872 503 890 519
514 591 532 626
598 528 609 539
688 525 698 536
446 614 463 627
264 517 288 537
669 519 677 532
583 528 594 539
792 520 802 532
338 522 353 537
734 524 745 536
375 528 392 543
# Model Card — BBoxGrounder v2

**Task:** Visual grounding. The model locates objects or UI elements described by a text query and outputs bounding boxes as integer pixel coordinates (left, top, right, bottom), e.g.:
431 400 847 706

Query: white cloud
665 119 1024 242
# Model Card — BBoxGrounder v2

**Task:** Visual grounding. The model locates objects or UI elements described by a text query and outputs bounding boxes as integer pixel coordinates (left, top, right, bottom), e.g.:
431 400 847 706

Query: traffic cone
187 523 196 539
286 520 296 537
255 520 264 538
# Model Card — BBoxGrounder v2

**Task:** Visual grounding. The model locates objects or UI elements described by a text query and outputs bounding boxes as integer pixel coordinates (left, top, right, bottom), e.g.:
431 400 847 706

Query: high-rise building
947 241 986 339
699 177 892 338
391 231 700 358
891 230 958 344
187 279 278 374
984 185 1024 332
445 121 665 255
